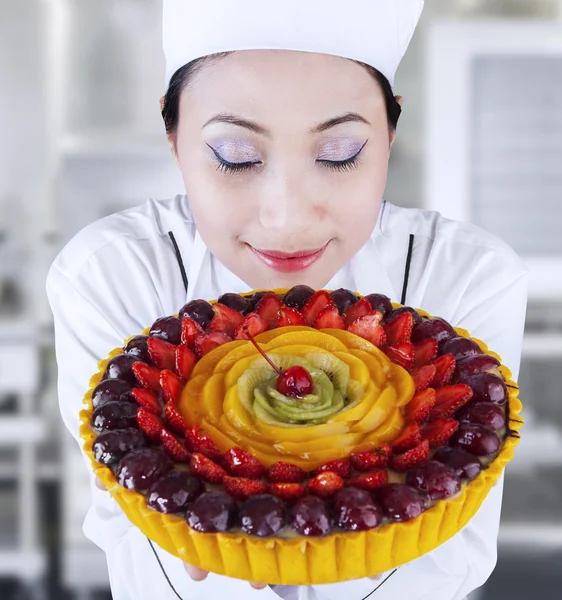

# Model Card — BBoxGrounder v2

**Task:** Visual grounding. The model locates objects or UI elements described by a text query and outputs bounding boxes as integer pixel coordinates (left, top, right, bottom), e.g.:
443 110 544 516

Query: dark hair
162 53 401 136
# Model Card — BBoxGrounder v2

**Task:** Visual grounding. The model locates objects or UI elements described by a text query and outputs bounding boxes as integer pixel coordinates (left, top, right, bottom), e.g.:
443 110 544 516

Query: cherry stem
244 327 284 376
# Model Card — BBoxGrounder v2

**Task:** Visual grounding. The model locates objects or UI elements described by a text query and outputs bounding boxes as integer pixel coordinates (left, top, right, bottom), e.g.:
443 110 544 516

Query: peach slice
201 373 226 424
254 420 350 444
264 330 347 353
190 340 247 378
351 387 399 433
254 325 311 344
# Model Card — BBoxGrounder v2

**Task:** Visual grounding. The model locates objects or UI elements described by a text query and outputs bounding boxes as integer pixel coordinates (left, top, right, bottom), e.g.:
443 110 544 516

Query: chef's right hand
95 476 268 590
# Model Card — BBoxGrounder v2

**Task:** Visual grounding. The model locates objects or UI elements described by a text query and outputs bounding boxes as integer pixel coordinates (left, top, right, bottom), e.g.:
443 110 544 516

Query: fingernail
249 582 268 589
184 564 208 581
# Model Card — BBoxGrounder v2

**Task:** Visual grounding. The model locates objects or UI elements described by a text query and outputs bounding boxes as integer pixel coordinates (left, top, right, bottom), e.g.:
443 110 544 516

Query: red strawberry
269 482 307 501
301 291 335 325
314 458 352 479
223 447 265 479
160 429 190 462
276 307 307 328
404 388 437 424
132 362 162 392
255 293 284 329
137 407 164 441
194 332 231 357
307 472 344 498
223 476 268 500
176 344 197 379
267 461 307 483
350 445 392 472
181 317 203 347
131 388 162 415
209 303 244 337
164 401 187 435
234 312 269 340
160 369 183 404
190 452 226 484
185 425 222 461
385 342 414 370
430 384 473 419
384 311 414 346
147 337 177 371
431 354 456 387
313 306 345 330
347 312 387 348
390 439 430 472
347 469 389 491
343 298 372 328
391 421 422 454
421 418 460 448
413 338 439 368
411 365 437 392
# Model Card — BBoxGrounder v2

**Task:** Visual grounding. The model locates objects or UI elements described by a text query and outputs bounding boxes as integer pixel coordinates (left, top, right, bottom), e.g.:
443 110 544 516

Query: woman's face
174 50 394 290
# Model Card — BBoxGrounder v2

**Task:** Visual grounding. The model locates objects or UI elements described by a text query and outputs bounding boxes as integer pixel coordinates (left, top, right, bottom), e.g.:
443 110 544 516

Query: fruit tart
79 286 522 585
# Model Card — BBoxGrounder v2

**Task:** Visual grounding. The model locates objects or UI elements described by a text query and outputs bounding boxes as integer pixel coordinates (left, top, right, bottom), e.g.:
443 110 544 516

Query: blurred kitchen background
0 0 561 598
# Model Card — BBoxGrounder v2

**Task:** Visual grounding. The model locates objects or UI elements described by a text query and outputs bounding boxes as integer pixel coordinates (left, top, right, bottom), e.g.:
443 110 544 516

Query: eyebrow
202 112 371 135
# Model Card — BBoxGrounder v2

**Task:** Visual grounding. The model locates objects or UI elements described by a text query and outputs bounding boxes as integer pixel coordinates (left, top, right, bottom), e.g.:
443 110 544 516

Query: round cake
79 287 522 585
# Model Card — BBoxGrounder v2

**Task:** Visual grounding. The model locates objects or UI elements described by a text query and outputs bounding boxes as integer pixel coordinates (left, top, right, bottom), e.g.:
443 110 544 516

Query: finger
369 574 382 581
95 476 107 491
183 563 209 581
249 582 268 589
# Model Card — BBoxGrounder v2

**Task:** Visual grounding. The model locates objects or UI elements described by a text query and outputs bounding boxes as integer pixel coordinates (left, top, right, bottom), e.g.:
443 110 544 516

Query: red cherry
277 365 313 397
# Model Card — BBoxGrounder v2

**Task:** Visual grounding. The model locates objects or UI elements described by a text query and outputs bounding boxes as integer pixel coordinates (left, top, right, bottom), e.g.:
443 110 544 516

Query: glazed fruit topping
235 312 269 339
431 354 456 387
291 495 332 536
209 303 245 337
276 307 307 328
456 354 500 378
390 439 430 472
92 379 134 409
411 318 457 345
307 472 344 498
104 354 139 384
430 384 473 419
92 401 138 431
404 389 437 424
194 332 231 357
92 428 147 465
313 306 345 330
421 418 459 448
411 365 437 392
185 425 222 461
449 423 501 457
146 471 204 514
458 372 507 406
124 335 151 363
223 447 265 479
391 422 422 454
347 312 387 348
217 292 250 314
330 288 359 314
163 401 187 435
269 482 307 501
179 299 215 330
147 338 177 371
301 291 335 325
343 297 372 328
132 362 162 393
384 306 422 328
377 483 429 522
457 401 506 430
384 311 414 346
384 342 414 370
222 476 268 500
239 494 287 537
333 488 382 531
347 469 389 491
160 370 183 405
433 447 482 481
149 316 182 346
132 388 162 415
439 337 482 361
350 445 392 471
190 452 226 484
137 408 164 441
314 458 352 479
117 448 173 493
413 338 439 368
406 460 461 500
283 285 315 310
255 293 285 329
267 461 307 483
363 293 393 316
187 491 237 533
160 429 190 463
181 317 203 347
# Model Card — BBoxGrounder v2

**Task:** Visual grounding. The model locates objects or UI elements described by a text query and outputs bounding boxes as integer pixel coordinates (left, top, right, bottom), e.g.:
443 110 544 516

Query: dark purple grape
124 335 151 363
150 316 182 346
187 491 237 533
239 494 286 537
92 429 147 466
364 293 393 316
330 288 358 314
146 471 204 514
291 495 332 536
449 423 501 457
103 355 140 385
411 318 457 345
457 401 506 430
247 291 274 312
217 293 250 314
92 401 138 432
179 299 215 330
283 285 315 310
92 379 134 409
439 337 482 361
384 306 423 327
458 372 507 406
432 447 482 481
405 461 461 501
457 357 502 383
376 484 429 522
117 448 173 493
332 488 382 531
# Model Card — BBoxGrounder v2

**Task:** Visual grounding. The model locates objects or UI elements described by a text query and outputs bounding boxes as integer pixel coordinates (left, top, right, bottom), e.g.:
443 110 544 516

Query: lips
250 244 329 273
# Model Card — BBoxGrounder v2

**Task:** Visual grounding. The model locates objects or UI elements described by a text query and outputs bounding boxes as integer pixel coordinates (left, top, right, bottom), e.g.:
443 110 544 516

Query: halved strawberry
391 421 422 454
347 312 387 348
347 469 389 491
137 407 164 441
313 458 352 479
343 297 372 328
234 312 269 339
209 303 244 337
404 388 437 424
276 307 307 328
131 388 162 415
307 472 344 498
421 418 459 448
313 306 345 330
160 429 190 462
181 317 203 347
255 293 284 329
190 452 226 484
223 447 265 479
430 384 473 419
431 354 456 387
160 369 183 404
185 425 222 461
411 365 437 392
384 342 414 370
132 362 162 392
301 291 335 325
223 476 268 500
175 344 197 379
390 439 430 472
164 401 187 435
269 482 307 501
267 461 307 483
384 311 414 346
350 445 392 472
413 338 439 368
194 332 231 357
147 337 177 371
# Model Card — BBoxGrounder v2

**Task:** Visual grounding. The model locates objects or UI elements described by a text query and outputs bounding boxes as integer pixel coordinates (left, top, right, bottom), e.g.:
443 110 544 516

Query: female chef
46 1 528 599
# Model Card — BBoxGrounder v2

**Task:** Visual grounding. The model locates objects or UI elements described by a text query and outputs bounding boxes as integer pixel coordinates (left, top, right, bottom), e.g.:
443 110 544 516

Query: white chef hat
163 0 424 90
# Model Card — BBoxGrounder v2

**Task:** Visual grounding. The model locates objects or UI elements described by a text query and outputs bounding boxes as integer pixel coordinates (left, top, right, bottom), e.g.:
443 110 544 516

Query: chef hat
163 0 424 90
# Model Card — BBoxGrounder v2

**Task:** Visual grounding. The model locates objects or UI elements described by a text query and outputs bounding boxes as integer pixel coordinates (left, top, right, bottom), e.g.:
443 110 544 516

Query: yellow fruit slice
255 326 311 344
351 387 398 433
329 380 377 424
320 329 381 355
264 331 347 353
223 384 259 437
387 364 415 407
332 351 371 389
190 340 247 378
178 374 207 424
201 373 226 424
348 349 391 388
354 408 405 451
273 433 363 455
254 420 350 444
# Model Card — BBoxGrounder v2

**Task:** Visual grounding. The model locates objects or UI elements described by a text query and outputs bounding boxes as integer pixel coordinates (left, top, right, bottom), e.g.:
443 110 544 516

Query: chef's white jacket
46 196 528 600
